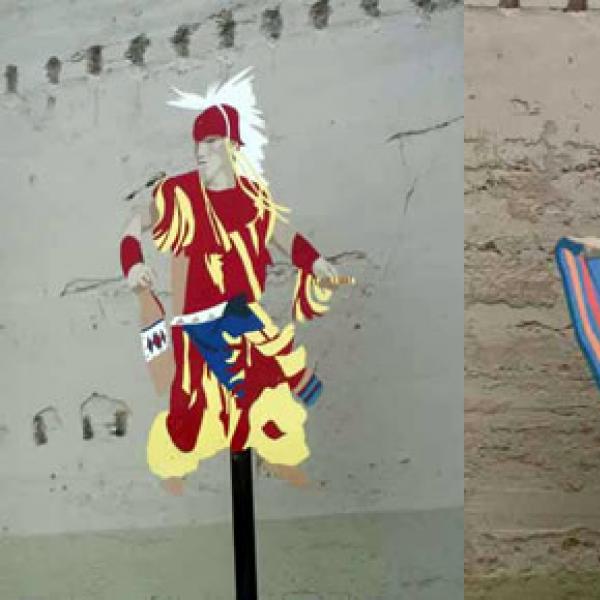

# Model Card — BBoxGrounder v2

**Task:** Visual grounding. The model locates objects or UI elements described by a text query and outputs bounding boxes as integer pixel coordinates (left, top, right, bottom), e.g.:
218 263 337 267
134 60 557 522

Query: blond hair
153 141 289 254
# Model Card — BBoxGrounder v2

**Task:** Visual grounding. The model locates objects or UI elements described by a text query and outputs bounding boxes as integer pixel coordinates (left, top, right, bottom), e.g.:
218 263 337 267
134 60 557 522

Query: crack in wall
404 178 417 214
510 97 541 116
465 240 503 255
514 320 571 333
387 115 463 142
327 250 368 264
60 277 122 297
124 171 166 201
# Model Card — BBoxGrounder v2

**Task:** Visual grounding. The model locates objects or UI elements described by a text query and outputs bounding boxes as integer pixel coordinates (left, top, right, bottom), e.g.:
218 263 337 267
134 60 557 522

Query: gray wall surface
0 0 463 538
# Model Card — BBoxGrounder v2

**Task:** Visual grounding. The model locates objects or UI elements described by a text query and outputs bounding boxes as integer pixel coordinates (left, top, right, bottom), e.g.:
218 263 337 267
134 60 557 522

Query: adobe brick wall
465 7 600 586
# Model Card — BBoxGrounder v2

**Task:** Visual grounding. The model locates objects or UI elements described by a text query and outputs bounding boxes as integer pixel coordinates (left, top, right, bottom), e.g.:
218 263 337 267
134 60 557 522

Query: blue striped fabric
555 237 600 390
298 374 323 407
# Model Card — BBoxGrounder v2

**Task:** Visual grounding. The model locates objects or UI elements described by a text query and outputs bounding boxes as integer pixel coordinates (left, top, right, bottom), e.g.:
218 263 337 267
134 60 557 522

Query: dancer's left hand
313 257 338 284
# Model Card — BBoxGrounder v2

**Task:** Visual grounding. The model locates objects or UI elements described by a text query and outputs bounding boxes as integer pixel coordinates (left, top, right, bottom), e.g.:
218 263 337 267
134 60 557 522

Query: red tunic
152 170 274 313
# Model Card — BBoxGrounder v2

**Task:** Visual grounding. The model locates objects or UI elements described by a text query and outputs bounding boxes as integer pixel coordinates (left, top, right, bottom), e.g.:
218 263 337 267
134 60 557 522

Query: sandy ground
466 572 600 600
0 507 462 600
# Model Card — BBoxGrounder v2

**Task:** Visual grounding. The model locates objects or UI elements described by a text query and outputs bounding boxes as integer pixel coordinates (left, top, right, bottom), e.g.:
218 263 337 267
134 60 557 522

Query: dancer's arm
120 200 158 291
270 220 339 284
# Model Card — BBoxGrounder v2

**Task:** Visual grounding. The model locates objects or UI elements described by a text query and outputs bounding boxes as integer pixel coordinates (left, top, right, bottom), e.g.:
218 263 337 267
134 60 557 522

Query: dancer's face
195 136 230 184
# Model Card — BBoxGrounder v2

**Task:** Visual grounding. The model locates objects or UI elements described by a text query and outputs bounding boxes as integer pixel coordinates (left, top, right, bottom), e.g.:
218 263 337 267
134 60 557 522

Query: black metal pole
230 448 258 600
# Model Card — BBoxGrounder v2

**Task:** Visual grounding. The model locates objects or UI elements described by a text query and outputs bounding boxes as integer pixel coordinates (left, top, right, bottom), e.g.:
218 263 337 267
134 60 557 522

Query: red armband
291 234 320 274
120 235 144 277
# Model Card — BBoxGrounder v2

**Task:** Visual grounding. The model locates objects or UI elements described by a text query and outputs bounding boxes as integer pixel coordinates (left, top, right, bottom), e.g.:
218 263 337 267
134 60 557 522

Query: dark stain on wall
171 25 192 57
125 34 151 66
114 410 128 437
32 407 62 446
412 0 461 12
46 56 62 84
81 392 130 440
33 413 46 445
86 45 103 75
361 0 381 17
216 9 236 48
310 0 331 29
565 0 586 11
4 65 17 93
261 7 283 40
82 415 94 440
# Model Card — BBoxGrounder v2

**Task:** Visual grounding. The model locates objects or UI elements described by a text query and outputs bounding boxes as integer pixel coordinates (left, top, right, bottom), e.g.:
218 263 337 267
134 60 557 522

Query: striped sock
297 374 323 408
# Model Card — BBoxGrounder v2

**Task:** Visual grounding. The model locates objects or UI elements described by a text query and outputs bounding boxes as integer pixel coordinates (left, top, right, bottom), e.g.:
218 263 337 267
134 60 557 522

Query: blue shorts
182 295 262 398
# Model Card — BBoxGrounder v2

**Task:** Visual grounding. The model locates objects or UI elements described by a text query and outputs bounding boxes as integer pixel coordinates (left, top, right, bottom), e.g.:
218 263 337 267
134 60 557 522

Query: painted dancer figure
119 69 353 494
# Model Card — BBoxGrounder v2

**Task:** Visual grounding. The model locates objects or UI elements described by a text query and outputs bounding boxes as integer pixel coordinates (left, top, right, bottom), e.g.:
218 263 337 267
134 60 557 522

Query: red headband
192 104 243 145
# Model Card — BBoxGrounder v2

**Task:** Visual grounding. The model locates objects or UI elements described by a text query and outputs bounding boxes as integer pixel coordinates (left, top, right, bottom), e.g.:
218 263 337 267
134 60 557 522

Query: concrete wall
465 7 600 592
0 0 463 538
